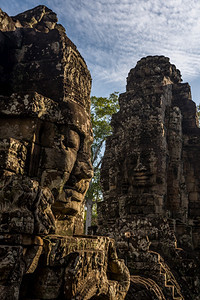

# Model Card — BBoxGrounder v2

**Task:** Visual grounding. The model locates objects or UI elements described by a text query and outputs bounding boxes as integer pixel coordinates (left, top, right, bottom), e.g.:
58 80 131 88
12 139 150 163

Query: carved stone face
0 93 93 224
42 126 93 219
126 149 157 187
0 7 93 229
120 94 167 193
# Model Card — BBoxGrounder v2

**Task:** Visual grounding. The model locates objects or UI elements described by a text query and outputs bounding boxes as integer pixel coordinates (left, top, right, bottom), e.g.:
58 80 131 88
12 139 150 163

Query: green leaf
85 92 119 225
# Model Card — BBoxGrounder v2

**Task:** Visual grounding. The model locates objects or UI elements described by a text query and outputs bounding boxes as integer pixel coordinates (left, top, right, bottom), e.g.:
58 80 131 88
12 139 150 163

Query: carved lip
52 200 79 217
132 171 152 185
52 183 88 218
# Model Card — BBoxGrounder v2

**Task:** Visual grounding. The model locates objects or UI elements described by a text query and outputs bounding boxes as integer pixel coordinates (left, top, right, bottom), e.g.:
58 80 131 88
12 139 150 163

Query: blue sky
1 0 200 104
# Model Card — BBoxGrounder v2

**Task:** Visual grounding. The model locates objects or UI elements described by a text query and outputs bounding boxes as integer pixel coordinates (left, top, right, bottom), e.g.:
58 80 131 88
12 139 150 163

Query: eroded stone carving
98 56 200 299
0 6 129 299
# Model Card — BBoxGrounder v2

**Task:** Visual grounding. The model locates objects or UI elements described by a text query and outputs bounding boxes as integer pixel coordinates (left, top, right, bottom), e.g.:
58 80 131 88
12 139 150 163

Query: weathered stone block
98 56 200 299
0 5 130 300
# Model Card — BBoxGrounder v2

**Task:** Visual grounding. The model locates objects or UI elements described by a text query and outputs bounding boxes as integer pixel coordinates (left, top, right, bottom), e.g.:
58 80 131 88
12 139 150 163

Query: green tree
85 92 119 234
197 104 200 124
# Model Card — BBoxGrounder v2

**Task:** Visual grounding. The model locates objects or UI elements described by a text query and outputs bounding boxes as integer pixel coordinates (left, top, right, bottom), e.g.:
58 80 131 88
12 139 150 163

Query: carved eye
62 130 80 150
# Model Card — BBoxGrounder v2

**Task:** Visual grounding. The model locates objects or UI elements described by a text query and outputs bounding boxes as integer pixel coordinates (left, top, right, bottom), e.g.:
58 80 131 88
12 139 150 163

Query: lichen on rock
0 6 129 300
98 55 200 300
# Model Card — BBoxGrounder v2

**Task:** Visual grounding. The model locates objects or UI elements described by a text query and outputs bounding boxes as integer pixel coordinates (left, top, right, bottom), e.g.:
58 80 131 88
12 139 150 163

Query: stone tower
98 56 200 299
0 6 130 299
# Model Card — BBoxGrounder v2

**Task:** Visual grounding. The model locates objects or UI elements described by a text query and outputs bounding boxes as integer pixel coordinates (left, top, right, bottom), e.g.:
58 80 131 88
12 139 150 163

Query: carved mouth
51 188 85 219
64 180 89 201
52 181 89 219
52 199 81 218
133 172 152 185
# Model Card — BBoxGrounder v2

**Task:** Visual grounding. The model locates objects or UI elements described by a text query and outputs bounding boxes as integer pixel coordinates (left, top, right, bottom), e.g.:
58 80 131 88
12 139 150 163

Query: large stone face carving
0 6 129 300
0 92 93 235
0 5 93 235
98 56 200 299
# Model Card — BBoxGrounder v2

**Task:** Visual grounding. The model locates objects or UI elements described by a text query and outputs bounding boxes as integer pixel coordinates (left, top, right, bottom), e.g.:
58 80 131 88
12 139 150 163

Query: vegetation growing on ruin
85 92 119 233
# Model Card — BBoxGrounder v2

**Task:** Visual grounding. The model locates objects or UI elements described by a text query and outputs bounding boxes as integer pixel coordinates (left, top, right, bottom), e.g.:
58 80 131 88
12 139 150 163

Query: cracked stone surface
0 6 130 300
98 56 200 300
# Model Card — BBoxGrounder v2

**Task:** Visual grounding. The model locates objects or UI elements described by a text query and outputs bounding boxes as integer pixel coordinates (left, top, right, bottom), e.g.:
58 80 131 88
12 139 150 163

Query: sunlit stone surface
98 56 200 299
0 6 130 299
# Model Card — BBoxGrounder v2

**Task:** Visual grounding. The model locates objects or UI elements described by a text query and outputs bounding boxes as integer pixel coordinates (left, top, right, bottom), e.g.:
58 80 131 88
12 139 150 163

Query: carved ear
28 123 43 178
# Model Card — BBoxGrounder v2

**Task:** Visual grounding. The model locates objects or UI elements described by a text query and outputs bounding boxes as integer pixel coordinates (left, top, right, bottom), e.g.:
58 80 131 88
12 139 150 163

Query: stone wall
0 6 130 299
98 56 200 300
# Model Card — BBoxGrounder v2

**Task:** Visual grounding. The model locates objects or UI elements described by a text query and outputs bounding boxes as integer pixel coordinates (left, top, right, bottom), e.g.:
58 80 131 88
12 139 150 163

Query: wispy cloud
1 0 200 97
48 0 200 95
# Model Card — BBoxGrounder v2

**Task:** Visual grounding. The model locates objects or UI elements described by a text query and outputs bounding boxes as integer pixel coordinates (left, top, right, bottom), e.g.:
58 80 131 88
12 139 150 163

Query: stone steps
150 251 184 300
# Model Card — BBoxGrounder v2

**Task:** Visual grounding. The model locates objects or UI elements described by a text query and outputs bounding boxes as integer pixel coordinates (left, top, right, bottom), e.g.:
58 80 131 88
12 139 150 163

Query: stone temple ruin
0 5 200 300
98 56 200 299
0 6 129 300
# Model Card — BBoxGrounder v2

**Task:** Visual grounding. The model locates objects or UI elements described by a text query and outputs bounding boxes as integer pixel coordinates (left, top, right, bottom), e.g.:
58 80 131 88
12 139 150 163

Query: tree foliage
85 92 119 233
197 105 200 124
91 92 119 170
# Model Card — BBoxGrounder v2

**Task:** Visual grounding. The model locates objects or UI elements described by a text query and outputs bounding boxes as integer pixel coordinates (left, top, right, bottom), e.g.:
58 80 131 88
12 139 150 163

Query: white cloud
1 0 200 97
51 0 200 87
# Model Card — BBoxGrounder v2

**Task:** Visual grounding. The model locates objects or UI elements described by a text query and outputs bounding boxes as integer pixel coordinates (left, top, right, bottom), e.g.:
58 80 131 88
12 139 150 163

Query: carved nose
80 162 93 179
134 162 147 172
73 160 93 179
